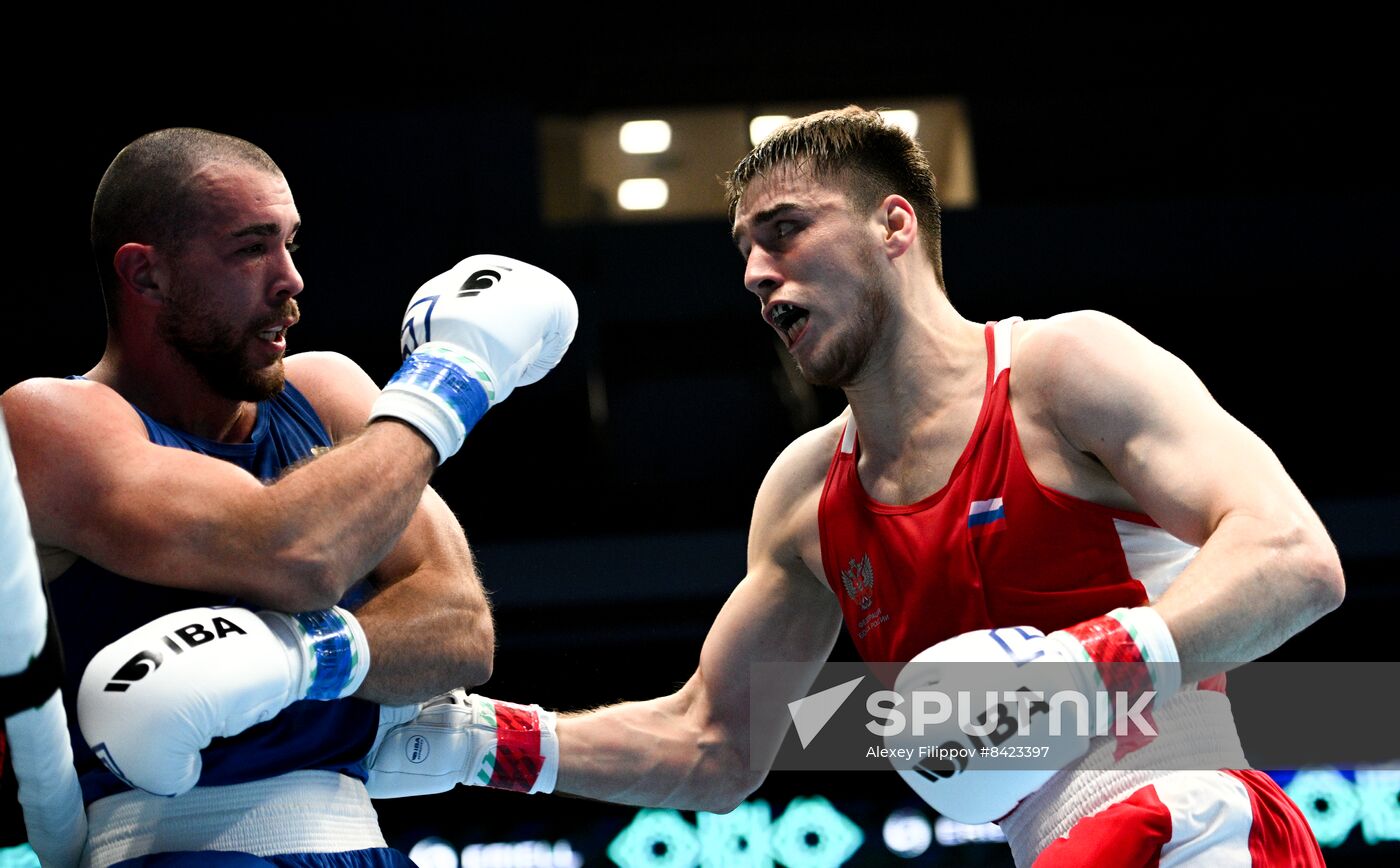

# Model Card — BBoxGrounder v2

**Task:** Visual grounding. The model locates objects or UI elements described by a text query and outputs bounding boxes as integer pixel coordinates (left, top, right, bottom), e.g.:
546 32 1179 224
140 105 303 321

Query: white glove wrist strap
532 708 560 794
370 342 493 463
1107 606 1181 702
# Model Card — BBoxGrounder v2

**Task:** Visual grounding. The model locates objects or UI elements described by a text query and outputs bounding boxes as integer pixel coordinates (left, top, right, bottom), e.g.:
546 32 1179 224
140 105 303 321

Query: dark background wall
6 14 1396 865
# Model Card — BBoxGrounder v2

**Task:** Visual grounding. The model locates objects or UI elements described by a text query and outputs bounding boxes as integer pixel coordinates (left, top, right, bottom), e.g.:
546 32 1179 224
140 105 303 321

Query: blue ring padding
387 350 490 434
294 610 357 701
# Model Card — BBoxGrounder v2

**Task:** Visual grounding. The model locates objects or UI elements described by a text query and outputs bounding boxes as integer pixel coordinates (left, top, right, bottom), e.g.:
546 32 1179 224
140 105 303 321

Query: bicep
692 559 842 760
1045 314 1318 545
552 435 841 808
286 352 474 593
4 383 273 594
365 484 473 592
689 455 843 765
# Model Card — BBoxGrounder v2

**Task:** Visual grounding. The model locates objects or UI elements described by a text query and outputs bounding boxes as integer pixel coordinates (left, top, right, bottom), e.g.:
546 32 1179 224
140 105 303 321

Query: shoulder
1012 310 1162 384
748 411 846 567
755 412 846 511
283 350 375 388
1013 311 1200 416
282 352 379 442
1 378 152 543
2 377 146 444
1011 311 1215 460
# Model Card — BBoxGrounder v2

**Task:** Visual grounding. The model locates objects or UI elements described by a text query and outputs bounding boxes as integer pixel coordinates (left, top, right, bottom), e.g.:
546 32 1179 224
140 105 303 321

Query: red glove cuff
1063 612 1155 706
486 701 545 793
1062 607 1181 759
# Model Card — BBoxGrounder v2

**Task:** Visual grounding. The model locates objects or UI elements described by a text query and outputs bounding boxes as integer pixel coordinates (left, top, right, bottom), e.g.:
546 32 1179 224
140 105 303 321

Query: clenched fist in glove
886 606 1181 823
371 254 578 463
78 605 370 797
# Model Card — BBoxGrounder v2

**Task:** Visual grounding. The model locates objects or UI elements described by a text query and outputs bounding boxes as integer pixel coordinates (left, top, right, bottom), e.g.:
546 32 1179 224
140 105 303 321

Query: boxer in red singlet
542 107 1342 866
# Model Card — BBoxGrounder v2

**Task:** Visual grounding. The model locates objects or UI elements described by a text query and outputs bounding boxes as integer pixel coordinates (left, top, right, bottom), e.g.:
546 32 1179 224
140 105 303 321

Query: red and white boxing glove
886 606 1180 823
371 254 578 463
366 688 558 798
77 606 370 797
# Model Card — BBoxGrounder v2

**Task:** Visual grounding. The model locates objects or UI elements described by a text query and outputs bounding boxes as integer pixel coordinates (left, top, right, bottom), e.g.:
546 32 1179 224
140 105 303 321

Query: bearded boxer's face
158 271 299 402
733 167 894 388
156 164 303 401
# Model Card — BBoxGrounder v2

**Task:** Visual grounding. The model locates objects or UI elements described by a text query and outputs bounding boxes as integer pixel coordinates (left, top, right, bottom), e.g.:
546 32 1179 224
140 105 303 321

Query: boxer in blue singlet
1 129 576 867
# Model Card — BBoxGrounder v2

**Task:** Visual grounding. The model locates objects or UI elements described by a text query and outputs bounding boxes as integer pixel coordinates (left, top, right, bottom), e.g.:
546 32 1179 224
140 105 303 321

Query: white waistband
998 688 1248 866
83 771 386 868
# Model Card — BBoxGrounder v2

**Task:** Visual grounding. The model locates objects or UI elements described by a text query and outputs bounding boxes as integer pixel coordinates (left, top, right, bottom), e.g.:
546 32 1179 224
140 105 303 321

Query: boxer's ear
877 195 918 261
114 243 166 305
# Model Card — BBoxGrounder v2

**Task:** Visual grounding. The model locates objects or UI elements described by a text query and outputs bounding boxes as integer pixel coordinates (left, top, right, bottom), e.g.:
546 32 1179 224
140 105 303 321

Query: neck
89 331 258 443
839 275 986 465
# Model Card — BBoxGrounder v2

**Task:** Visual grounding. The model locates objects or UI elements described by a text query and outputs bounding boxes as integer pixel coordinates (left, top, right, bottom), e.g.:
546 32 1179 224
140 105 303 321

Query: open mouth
770 303 810 345
256 316 297 344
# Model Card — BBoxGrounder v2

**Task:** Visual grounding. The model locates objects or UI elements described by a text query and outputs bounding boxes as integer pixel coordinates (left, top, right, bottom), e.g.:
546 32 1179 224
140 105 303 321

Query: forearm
237 419 437 610
352 567 494 705
555 688 760 813
347 482 491 704
1152 508 1344 683
549 538 843 813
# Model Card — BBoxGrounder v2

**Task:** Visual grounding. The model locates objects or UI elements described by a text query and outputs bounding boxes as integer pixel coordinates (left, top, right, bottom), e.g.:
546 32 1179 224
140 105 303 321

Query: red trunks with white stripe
1034 770 1323 867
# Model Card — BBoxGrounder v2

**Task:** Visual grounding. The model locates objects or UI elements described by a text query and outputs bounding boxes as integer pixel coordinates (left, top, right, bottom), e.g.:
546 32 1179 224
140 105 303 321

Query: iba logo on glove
457 268 504 297
399 267 512 355
102 617 248 692
405 734 431 764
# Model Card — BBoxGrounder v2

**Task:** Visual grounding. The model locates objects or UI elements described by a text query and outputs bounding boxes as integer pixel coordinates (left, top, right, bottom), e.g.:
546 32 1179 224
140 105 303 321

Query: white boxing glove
887 607 1180 824
366 689 558 798
370 255 579 463
77 605 371 797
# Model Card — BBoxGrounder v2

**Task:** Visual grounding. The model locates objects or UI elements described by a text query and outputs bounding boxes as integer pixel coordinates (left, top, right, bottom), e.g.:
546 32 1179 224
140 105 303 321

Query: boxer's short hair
91 128 282 322
726 106 944 288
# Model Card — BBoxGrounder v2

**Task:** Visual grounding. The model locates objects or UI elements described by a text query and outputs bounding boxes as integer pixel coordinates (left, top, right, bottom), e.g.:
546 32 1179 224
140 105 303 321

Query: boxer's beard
799 244 893 388
158 284 296 403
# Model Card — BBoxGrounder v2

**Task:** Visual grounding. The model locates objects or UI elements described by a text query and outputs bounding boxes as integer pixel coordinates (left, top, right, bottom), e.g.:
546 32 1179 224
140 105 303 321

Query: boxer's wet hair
726 106 945 289
91 128 282 324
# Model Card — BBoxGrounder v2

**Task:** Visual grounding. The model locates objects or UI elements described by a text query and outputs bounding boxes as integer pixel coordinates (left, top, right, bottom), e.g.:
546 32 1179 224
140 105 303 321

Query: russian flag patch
968 497 1006 532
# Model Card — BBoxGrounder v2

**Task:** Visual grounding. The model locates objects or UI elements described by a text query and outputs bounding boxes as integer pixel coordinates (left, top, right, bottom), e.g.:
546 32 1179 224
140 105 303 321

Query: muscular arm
1024 313 1344 681
554 427 843 813
282 352 493 704
3 372 435 612
351 485 491 703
